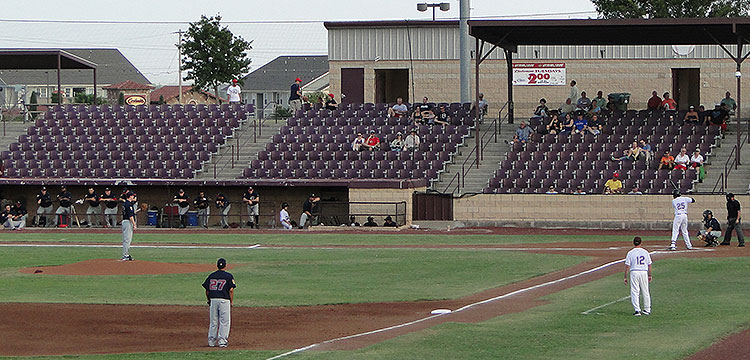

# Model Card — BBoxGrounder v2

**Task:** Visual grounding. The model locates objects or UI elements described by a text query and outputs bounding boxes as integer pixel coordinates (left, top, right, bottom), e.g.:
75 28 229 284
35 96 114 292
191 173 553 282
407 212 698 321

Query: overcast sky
0 0 597 85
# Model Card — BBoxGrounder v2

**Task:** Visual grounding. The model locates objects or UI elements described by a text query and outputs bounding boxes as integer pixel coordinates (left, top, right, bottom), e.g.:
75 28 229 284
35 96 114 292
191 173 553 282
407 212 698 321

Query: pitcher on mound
669 189 695 251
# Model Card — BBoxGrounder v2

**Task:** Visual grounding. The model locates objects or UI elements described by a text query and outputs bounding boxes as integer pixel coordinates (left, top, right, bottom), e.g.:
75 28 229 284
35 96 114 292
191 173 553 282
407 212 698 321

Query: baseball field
1 228 748 359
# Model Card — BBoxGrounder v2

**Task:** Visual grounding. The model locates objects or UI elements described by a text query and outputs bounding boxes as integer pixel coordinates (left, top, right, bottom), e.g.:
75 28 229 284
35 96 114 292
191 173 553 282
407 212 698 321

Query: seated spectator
604 172 623 194
388 97 409 118
383 216 397 227
684 105 699 123
546 114 562 135
592 90 607 110
611 142 642 162
390 132 404 152
698 105 709 124
628 187 644 195
403 129 420 151
416 97 435 126
349 216 360 227
363 216 378 227
661 92 677 110
690 150 704 170
559 98 575 116
674 147 690 170
639 139 652 162
534 98 549 117
588 114 603 135
588 99 601 116
324 94 337 110
363 130 380 151
573 112 588 134
573 187 587 195
721 91 737 115
509 121 532 144
545 186 558 194
647 91 662 111
708 103 729 133
432 104 451 126
659 150 675 170
576 91 592 111
351 133 366 151
560 113 574 134
471 92 489 120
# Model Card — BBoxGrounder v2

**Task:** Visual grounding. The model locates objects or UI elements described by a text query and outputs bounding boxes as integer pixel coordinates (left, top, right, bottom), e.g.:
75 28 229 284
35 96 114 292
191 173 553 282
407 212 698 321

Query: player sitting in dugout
697 209 722 247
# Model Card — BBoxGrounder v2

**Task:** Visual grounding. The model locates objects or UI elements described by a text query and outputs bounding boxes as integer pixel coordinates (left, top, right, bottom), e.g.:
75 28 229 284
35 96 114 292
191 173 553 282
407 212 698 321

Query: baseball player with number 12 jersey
625 237 652 316
670 190 695 250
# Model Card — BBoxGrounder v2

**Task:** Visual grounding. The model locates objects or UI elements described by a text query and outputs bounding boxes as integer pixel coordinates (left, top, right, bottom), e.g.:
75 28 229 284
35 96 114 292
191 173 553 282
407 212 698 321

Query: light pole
417 2 450 21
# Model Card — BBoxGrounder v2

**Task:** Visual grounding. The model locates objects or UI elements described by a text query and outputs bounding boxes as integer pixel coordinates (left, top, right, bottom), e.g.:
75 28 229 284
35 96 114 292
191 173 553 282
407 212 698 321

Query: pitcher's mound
20 259 226 276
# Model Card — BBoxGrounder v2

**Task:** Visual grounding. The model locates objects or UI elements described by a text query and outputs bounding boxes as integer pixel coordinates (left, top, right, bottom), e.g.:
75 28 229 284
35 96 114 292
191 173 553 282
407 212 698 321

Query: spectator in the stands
363 130 381 151
560 98 575 116
560 112 575 134
604 172 623 194
588 114 603 135
573 186 587 195
363 216 378 227
684 105 700 123
390 132 404 152
534 98 549 117
661 92 677 110
592 90 607 110
471 92 488 120
324 94 337 110
416 97 435 126
576 91 592 111
569 80 579 103
628 187 644 195
403 129 420 151
611 142 642 162
588 99 602 116
383 216 398 227
351 133 366 151
545 114 562 135
647 91 662 111
510 121 532 144
659 150 675 170
708 103 729 133
433 104 451 125
721 91 737 115
388 97 409 118
690 150 704 170
545 186 558 194
573 112 588 134
639 139 652 162
698 105 709 124
674 148 690 170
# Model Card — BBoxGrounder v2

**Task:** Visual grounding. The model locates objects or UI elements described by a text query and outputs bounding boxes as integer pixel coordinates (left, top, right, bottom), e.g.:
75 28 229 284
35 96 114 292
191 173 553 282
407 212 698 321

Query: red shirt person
647 91 662 111
363 131 380 150
660 92 677 110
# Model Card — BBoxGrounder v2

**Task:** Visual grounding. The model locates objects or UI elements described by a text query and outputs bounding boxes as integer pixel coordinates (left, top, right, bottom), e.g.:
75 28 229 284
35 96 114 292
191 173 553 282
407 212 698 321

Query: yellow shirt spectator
604 178 622 194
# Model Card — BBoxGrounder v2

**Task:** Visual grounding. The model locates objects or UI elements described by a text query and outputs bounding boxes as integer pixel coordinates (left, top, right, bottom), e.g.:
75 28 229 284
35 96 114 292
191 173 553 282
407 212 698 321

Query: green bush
273 105 292 120
118 92 125 106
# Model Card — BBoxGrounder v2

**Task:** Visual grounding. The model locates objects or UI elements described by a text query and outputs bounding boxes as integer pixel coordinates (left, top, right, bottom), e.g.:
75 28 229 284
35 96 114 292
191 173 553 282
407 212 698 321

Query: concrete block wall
453 194 749 230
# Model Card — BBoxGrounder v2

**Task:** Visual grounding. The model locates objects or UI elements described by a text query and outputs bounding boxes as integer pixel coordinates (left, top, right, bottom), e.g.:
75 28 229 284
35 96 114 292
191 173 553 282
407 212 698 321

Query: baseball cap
613 172 620 178
232 79 238 83
281 202 289 208
295 77 301 82
309 193 316 198
329 93 334 98
41 186 47 190
104 187 111 191
217 258 226 269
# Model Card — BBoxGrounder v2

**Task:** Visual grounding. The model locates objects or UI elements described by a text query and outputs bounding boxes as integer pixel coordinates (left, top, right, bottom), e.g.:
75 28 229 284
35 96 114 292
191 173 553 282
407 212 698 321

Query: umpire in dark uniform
202 258 236 347
721 193 745 247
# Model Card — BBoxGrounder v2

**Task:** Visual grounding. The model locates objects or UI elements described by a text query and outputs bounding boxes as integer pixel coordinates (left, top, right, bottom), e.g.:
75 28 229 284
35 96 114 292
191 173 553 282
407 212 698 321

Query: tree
29 91 38 112
118 92 125 106
158 95 165 105
181 15 252 103
591 0 750 18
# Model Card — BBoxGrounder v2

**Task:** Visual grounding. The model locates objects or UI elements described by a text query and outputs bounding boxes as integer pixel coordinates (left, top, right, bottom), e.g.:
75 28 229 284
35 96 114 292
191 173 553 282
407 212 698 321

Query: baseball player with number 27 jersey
202 258 236 348
670 190 695 250
625 236 652 316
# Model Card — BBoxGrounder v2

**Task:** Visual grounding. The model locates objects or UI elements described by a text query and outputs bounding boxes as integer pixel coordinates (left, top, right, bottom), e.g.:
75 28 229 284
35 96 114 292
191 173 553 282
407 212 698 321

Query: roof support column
737 35 742 168
505 49 514 124
57 53 62 105
475 37 481 168
93 68 97 106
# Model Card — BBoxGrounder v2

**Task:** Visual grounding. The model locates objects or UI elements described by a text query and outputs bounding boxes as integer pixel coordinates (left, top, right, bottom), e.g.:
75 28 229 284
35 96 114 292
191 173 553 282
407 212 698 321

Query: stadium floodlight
735 71 742 78
417 2 450 21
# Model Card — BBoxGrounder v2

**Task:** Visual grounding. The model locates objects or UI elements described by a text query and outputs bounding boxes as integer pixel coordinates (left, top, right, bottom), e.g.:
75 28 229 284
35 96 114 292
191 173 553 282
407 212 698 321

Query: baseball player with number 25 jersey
669 189 695 251
202 258 236 348
625 236 652 316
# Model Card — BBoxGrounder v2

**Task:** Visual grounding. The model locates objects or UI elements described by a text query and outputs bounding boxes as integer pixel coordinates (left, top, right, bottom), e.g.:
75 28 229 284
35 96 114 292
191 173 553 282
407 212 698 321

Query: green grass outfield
0 231 668 246
1 233 747 359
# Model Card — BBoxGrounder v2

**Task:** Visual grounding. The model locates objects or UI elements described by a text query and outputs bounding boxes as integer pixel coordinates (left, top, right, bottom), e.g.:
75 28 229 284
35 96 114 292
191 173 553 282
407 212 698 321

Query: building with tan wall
324 20 748 116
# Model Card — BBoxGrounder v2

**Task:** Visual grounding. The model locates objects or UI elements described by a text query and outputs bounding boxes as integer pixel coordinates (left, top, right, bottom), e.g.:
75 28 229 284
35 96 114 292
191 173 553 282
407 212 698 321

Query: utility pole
176 29 184 105
459 0 470 103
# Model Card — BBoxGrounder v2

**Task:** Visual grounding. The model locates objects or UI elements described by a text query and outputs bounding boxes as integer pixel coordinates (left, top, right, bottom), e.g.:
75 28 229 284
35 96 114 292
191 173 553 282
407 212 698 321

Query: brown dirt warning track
0 238 747 357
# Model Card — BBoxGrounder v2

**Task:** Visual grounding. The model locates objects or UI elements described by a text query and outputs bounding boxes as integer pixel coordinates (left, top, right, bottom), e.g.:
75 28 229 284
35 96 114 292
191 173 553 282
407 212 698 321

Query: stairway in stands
698 126 750 194
432 120 517 194
0 120 33 151
194 118 285 180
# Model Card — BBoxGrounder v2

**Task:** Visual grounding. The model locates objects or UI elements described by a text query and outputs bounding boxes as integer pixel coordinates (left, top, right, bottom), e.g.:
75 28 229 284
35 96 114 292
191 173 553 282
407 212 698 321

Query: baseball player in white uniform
669 189 695 250
625 236 652 316
279 202 292 230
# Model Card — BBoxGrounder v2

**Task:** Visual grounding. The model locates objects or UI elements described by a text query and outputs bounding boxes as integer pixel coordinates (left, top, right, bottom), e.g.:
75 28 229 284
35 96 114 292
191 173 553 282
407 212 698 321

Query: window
64 88 71 97
37 87 48 98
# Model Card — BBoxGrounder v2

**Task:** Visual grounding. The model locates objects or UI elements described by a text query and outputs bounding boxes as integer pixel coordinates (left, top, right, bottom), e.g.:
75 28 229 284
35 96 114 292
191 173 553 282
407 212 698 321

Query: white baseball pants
208 298 231 347
629 270 651 313
671 214 693 248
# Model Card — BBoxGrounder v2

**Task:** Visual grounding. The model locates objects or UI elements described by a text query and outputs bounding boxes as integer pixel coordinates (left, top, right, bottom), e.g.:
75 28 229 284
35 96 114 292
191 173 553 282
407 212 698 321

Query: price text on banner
512 63 566 86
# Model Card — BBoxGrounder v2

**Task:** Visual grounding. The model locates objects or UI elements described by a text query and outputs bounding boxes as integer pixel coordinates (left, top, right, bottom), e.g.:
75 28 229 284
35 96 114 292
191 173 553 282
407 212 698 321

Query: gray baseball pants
220 205 231 227
36 205 53 226
198 208 209 227
104 207 118 227
208 298 231 347
122 219 133 258
86 206 102 226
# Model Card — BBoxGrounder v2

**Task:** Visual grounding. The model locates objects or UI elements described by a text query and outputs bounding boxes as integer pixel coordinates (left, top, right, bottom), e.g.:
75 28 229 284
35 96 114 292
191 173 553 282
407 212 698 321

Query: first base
430 309 452 315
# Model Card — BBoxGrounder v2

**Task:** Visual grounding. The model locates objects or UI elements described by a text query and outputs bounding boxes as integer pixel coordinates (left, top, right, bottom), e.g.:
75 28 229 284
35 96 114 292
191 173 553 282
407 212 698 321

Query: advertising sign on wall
512 63 566 86
125 95 147 106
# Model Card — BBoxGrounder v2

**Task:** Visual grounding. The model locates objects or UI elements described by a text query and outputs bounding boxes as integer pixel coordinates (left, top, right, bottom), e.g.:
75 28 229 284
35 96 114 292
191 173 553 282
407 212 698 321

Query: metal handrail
711 172 725 194
721 131 749 190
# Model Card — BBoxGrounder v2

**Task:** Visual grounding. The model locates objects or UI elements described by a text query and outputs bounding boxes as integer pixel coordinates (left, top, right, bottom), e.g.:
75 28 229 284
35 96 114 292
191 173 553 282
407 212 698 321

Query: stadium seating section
484 109 721 194
241 102 474 184
1 104 253 179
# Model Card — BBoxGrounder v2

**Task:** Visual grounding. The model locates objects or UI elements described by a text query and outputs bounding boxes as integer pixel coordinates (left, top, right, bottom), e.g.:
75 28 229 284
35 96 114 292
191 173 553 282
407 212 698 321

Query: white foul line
0 243 261 250
581 296 630 315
